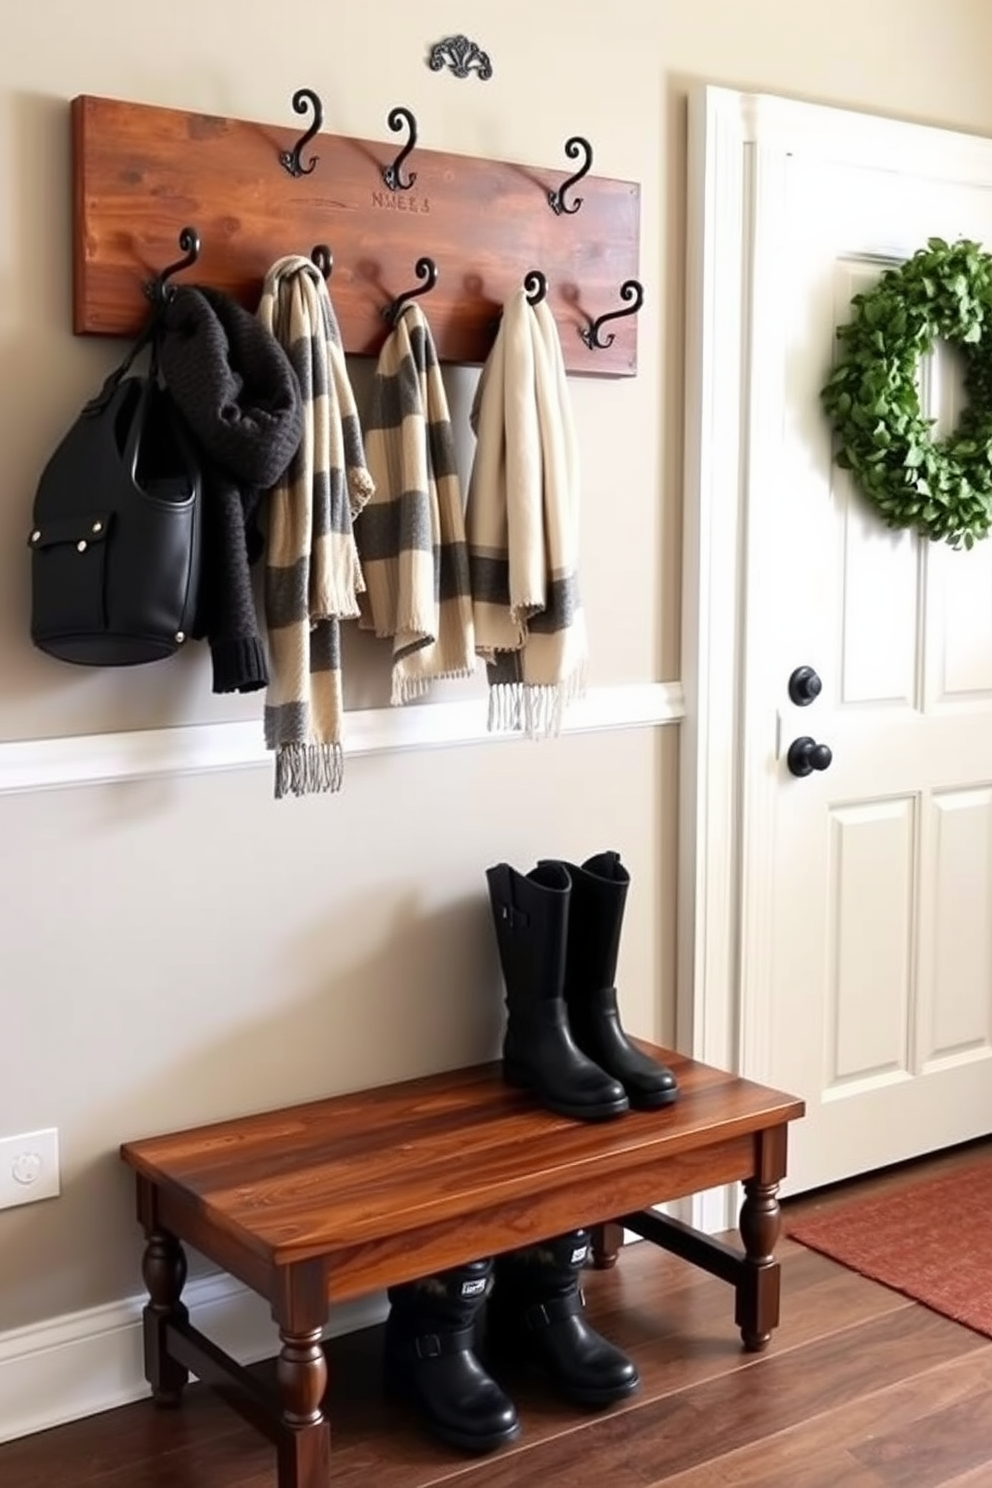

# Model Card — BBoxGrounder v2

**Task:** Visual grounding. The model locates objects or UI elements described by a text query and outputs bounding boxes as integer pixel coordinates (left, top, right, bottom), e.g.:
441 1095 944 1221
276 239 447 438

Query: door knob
788 665 822 706
787 736 833 777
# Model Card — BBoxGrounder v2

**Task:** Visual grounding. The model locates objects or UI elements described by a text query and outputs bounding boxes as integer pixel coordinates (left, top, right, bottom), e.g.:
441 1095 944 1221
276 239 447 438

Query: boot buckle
410 1325 474 1359
525 1302 552 1330
523 1290 585 1331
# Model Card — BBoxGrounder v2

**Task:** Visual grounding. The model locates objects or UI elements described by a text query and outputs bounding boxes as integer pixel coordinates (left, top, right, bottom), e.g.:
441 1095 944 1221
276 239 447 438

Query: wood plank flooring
4 1139 991 1488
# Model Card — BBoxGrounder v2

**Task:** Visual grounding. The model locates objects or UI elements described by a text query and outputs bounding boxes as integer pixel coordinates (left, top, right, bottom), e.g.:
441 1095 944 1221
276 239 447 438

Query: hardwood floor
4 1140 991 1488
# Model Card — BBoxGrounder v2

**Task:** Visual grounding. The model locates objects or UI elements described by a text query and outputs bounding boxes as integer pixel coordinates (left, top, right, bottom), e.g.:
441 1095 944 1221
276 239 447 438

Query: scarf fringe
391 664 477 707
274 742 344 799
487 665 587 739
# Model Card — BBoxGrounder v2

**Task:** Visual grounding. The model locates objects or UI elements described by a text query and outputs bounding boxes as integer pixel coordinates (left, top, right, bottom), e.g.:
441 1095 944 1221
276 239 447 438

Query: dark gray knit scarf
157 286 303 693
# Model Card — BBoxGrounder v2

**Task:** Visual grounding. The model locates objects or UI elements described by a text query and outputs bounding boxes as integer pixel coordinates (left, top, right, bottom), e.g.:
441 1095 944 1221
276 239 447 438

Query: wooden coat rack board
72 94 642 376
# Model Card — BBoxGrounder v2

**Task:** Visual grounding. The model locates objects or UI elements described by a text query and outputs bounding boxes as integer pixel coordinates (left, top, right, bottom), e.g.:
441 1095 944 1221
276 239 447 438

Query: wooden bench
120 1044 804 1488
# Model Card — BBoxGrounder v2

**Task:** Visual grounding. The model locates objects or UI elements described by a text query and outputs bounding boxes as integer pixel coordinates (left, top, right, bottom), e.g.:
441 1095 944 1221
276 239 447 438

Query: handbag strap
83 304 166 416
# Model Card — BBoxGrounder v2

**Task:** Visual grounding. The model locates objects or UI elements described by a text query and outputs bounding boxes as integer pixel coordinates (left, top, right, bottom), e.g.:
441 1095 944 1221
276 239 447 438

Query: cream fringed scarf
466 288 587 736
257 256 374 797
359 302 475 702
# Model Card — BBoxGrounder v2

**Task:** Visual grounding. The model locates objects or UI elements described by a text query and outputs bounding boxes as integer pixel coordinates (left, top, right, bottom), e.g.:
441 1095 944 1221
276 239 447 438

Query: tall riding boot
489 1231 640 1406
548 851 679 1109
486 861 629 1121
384 1259 519 1454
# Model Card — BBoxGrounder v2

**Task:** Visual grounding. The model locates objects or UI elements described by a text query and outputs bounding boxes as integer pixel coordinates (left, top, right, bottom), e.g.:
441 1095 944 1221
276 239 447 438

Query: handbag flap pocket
28 513 112 552
29 512 112 657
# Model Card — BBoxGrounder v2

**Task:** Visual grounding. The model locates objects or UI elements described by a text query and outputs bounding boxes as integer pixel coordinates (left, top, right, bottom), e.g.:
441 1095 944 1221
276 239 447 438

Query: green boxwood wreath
821 236 992 549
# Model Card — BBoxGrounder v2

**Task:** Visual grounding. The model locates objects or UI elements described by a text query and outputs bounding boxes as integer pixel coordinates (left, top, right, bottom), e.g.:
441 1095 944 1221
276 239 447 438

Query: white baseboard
0 681 683 796
0 1271 387 1446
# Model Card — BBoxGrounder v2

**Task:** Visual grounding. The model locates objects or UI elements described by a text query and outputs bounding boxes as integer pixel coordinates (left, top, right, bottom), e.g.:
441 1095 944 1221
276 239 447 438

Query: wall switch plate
0 1128 60 1211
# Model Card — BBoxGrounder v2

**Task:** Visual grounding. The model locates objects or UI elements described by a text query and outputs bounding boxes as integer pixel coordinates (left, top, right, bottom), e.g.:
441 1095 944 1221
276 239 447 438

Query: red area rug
785 1154 992 1339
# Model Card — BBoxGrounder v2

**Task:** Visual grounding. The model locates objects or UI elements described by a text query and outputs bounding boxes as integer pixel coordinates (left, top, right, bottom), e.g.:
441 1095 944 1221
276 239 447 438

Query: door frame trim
678 87 753 1231
678 86 752 1077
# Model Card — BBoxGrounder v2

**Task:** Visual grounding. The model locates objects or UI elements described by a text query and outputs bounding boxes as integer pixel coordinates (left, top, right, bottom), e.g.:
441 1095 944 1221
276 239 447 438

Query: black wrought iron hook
383 257 439 323
524 270 548 306
548 136 593 216
382 106 418 191
280 88 323 178
311 244 333 280
143 226 201 305
580 279 645 351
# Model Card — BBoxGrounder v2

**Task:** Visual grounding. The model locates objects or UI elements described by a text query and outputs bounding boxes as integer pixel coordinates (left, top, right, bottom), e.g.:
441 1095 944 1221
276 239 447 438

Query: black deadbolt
787 736 833 777
788 665 822 706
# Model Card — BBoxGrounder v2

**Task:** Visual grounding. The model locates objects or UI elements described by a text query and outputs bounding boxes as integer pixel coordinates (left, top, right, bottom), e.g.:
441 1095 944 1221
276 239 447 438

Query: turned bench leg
276 1325 329 1488
141 1230 190 1406
591 1221 624 1269
274 1260 331 1488
736 1174 783 1351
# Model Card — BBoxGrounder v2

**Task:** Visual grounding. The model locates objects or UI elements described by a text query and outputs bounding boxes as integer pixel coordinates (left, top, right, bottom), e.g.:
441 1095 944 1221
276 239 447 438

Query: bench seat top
120 1044 803 1268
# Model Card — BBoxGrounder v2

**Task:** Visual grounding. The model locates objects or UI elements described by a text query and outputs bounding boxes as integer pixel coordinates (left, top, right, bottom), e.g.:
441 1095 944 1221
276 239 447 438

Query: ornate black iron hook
280 88 323 178
548 136 593 216
383 257 439 323
143 226 201 305
579 279 645 351
311 244 333 280
382 106 418 191
524 270 548 306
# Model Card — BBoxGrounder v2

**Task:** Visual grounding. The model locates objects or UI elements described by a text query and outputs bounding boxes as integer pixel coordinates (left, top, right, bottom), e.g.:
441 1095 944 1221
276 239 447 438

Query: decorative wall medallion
427 35 493 80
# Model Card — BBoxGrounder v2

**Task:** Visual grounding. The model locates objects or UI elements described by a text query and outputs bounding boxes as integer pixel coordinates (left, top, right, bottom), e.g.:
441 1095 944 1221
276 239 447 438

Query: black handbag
28 313 202 666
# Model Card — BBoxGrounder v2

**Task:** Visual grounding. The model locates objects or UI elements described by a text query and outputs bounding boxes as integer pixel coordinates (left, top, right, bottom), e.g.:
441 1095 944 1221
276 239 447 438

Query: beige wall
2 0 992 1333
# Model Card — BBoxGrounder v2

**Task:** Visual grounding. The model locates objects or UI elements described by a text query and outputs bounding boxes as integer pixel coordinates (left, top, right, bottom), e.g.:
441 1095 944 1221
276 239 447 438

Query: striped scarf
257 256 374 797
359 303 475 703
466 289 587 736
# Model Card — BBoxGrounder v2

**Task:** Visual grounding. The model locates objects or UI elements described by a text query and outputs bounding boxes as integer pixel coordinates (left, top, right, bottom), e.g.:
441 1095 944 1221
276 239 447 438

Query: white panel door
724 104 992 1194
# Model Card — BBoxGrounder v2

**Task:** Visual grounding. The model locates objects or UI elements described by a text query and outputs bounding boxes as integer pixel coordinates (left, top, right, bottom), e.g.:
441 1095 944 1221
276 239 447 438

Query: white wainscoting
0 681 683 796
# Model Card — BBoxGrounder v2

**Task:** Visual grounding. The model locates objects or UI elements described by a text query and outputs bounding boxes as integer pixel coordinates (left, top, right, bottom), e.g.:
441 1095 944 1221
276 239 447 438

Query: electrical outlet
0 1129 60 1211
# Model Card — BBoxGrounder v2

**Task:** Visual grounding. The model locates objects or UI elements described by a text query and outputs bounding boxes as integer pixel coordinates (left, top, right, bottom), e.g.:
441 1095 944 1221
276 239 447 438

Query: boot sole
486 1341 642 1410
627 1086 680 1110
554 1373 641 1408
383 1370 521 1455
434 1418 521 1455
502 1063 629 1121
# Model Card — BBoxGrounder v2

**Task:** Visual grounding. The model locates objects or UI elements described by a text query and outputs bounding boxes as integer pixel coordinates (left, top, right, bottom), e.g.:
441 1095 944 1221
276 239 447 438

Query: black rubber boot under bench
384 1260 519 1454
489 1230 640 1407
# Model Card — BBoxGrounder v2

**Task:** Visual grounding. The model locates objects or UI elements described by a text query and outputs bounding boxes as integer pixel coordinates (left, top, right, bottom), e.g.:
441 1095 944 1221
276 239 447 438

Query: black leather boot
549 851 679 1109
489 1231 640 1406
486 861 629 1121
384 1259 519 1454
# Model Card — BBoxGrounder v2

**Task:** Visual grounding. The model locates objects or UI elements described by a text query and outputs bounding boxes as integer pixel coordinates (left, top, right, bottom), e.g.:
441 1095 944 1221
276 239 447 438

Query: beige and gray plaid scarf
466 288 587 736
359 302 475 702
257 256 374 797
